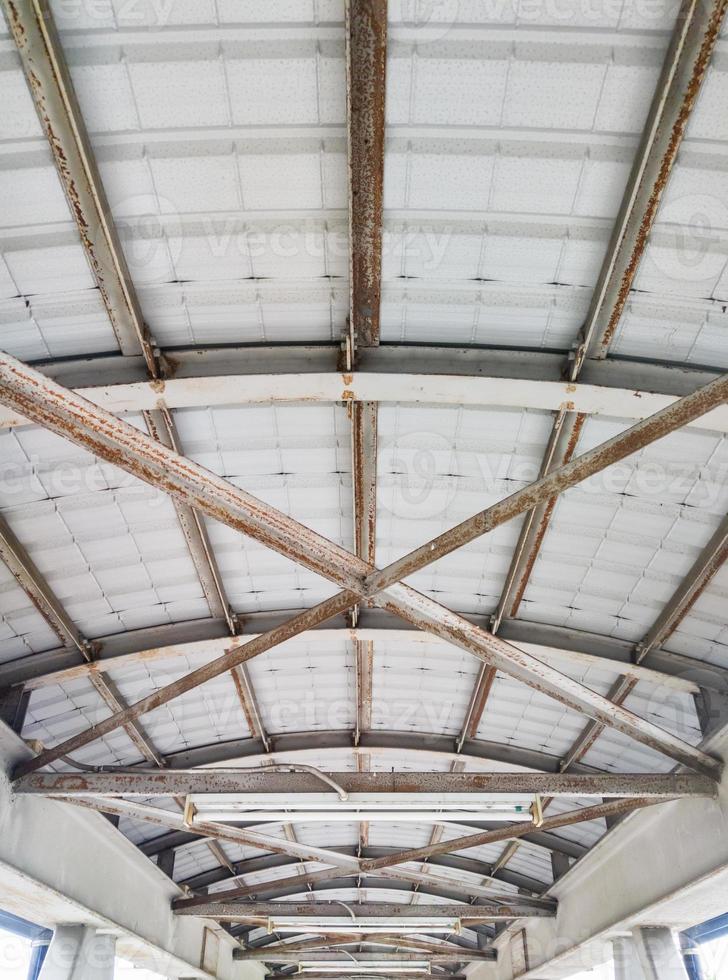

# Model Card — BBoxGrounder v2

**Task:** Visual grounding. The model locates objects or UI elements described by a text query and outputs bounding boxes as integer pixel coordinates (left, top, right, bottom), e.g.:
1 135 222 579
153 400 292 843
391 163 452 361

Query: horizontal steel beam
16 771 714 800
251 936 476 954
1 353 721 779
263 975 468 980
2 346 728 432
263 974 467 980
175 869 555 915
183 900 518 923
233 950 493 963
4 611 718 695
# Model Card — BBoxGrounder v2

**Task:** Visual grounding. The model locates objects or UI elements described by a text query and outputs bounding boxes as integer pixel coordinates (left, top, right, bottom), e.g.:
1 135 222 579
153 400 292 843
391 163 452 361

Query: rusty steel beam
265 975 466 980
231 663 270 751
346 0 387 348
1 354 722 778
178 872 549 919
190 899 517 922
2 346 727 433
637 513 728 661
2 0 158 374
379 592 721 778
354 640 374 742
571 0 728 371
0 512 91 660
16 771 714 799
456 666 496 752
234 949 494 962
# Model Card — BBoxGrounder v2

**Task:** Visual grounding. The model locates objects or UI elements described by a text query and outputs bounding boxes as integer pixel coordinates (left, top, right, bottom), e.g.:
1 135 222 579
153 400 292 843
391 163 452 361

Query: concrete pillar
38 926 117 980
612 936 642 979
633 927 690 980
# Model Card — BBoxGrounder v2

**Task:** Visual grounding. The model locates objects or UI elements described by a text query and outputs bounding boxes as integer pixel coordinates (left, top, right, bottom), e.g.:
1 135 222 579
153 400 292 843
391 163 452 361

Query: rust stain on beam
347 0 387 348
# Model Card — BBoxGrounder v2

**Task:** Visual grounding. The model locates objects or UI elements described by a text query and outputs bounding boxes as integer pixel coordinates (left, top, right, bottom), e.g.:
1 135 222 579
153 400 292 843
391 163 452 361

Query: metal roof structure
1 0 728 977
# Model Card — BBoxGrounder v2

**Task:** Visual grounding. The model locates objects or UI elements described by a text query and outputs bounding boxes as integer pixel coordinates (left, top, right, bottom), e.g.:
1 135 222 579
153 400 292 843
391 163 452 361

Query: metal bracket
531 795 544 828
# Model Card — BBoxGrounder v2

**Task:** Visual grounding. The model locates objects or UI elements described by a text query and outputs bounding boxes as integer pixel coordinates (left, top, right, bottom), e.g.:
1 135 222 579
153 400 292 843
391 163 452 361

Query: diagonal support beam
490 411 587 633
346 0 387 348
557 511 728 771
233 949 494 962
88 673 164 768
570 0 728 371
0 512 91 660
231 663 270 751
637 513 728 661
0 353 722 779
143 407 236 632
2 0 158 374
